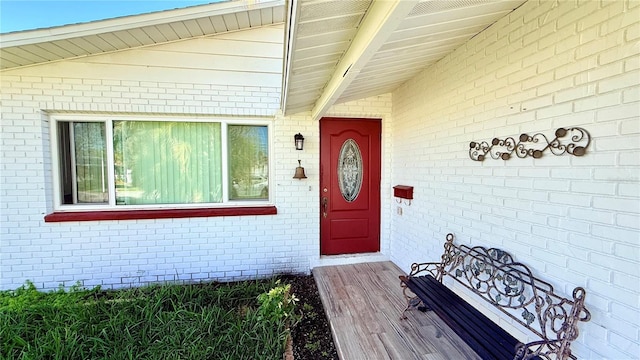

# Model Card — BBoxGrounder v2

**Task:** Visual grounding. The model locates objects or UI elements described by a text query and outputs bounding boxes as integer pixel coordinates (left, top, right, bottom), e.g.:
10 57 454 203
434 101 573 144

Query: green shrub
257 280 301 326
0 280 99 312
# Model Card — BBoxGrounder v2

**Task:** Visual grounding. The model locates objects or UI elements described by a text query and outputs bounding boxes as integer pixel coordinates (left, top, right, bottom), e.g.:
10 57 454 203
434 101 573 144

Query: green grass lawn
0 279 297 360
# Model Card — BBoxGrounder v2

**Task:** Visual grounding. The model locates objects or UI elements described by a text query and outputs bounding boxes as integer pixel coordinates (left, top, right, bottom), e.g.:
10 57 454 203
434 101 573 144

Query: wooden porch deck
313 261 482 360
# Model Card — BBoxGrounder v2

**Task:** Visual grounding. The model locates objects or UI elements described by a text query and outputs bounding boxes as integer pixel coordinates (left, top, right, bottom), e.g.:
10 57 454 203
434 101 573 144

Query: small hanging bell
293 160 307 179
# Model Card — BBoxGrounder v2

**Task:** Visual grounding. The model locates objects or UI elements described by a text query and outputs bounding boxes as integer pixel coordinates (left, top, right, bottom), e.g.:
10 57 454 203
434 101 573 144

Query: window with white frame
52 115 270 210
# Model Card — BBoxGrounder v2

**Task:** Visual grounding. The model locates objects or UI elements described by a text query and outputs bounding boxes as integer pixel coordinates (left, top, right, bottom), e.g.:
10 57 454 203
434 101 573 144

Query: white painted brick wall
2 2 638 358
0 26 320 291
390 1 639 359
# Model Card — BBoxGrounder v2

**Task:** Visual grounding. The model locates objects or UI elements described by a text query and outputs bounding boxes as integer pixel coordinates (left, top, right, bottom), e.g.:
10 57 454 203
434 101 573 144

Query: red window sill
44 206 277 222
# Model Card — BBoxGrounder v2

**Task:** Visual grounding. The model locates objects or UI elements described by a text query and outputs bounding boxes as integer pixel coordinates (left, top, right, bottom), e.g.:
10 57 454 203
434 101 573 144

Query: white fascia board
280 0 299 114
0 0 285 48
310 0 418 121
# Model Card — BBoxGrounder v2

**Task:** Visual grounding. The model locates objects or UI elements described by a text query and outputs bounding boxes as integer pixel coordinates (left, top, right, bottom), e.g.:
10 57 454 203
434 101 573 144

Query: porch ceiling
282 0 527 118
0 0 285 70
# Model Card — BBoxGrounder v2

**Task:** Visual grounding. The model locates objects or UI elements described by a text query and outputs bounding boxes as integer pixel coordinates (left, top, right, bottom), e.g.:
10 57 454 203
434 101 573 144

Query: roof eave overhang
0 0 284 48
309 0 417 120
281 0 418 119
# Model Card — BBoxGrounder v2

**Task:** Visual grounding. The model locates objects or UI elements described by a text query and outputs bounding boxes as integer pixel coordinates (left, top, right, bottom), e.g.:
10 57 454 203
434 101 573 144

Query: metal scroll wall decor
469 127 591 161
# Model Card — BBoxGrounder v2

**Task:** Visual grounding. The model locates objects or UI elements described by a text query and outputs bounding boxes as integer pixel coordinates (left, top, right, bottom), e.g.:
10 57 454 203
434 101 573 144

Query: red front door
320 117 381 255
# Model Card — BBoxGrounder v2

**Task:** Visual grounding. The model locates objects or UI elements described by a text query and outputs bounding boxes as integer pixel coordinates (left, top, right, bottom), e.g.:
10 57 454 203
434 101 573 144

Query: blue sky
0 1 218 33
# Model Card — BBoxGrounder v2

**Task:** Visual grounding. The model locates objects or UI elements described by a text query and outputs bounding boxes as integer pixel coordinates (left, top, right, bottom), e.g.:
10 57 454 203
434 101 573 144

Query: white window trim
50 113 274 212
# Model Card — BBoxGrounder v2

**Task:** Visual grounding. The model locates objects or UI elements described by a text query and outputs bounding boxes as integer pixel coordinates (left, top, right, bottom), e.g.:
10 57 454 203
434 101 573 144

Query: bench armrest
407 261 443 280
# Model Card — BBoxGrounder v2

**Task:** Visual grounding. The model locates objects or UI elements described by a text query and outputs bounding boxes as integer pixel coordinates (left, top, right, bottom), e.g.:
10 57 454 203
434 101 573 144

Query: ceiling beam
310 0 418 120
280 0 300 114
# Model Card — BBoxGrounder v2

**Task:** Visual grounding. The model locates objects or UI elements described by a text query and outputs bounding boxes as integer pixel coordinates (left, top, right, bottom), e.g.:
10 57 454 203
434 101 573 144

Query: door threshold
310 252 389 269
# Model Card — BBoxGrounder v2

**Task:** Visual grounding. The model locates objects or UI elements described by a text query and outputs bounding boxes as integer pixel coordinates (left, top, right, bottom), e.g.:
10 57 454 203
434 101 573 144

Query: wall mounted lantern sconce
293 160 307 179
294 133 304 150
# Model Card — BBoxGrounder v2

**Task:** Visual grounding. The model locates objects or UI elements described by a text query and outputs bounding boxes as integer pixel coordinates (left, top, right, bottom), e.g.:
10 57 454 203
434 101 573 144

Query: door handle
322 197 328 218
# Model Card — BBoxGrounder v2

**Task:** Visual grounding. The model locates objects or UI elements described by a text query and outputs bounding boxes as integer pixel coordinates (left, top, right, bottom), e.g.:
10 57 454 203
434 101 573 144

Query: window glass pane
114 121 222 205
70 122 108 204
228 125 268 200
338 139 363 202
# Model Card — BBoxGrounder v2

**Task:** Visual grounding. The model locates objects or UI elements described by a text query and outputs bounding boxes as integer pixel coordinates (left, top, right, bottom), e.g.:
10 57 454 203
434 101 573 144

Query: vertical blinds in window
114 121 223 205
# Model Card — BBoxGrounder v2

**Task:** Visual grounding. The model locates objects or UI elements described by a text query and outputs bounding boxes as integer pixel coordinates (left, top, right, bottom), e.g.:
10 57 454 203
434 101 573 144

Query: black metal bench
399 233 591 360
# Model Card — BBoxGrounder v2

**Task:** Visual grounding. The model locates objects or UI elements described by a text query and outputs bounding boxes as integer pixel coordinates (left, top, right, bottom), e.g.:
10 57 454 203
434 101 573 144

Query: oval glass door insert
338 139 363 202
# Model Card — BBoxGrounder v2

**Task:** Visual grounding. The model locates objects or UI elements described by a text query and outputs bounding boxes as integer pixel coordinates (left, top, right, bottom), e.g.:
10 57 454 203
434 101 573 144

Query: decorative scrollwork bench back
403 233 591 360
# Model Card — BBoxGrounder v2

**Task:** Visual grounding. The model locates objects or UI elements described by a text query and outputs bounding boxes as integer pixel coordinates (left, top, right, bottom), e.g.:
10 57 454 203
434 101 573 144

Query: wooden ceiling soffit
310 0 419 120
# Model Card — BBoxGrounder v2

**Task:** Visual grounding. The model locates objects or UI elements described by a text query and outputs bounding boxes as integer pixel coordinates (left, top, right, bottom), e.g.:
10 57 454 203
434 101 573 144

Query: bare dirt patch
284 275 339 360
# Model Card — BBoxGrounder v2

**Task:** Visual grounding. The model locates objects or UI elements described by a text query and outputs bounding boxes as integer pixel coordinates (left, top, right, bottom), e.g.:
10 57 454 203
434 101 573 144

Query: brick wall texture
389 1 639 358
1 1 639 358
0 25 324 292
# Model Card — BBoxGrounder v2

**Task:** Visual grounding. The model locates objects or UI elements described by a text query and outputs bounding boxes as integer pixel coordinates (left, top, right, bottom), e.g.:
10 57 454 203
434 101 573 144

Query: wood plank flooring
313 261 482 360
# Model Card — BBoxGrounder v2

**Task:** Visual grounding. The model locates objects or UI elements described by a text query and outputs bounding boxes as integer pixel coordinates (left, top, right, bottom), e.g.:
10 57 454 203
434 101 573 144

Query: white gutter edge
0 0 285 48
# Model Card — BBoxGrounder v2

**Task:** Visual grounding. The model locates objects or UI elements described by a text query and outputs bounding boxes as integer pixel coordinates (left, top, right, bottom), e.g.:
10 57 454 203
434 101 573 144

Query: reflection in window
228 125 269 200
58 122 108 204
54 118 269 209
